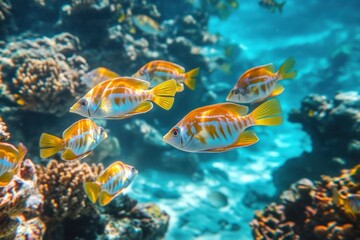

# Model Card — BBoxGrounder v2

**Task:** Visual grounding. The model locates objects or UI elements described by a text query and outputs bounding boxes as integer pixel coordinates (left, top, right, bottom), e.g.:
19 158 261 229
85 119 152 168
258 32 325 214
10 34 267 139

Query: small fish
81 67 120 88
226 57 297 104
332 188 360 216
84 161 138 206
70 77 177 119
39 119 108 161
132 15 163 35
163 99 282 152
133 60 199 92
259 0 285 13
0 142 27 187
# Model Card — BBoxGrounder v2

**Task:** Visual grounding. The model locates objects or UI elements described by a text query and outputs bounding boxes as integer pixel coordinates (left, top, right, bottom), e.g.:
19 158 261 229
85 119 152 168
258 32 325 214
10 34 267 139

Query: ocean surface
0 0 359 239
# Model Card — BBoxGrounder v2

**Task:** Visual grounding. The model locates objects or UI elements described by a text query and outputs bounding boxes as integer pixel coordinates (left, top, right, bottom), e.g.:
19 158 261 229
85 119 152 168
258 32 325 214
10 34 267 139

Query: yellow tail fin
278 57 297 80
151 79 177 110
250 99 282 126
84 182 101 204
184 67 199 90
39 133 64 158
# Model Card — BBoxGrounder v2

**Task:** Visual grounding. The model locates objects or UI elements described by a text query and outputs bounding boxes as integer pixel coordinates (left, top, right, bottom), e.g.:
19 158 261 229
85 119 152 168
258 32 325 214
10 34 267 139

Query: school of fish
1 57 297 206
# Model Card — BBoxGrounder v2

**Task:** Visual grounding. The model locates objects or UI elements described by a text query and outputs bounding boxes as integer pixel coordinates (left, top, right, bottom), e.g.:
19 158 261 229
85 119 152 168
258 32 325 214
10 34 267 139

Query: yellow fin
220 103 249 116
151 79 176 110
61 149 91 161
269 83 285 97
262 63 275 72
250 99 282 126
127 102 153 115
17 143 28 162
184 67 199 90
278 57 297 79
204 130 259 152
100 97 112 113
0 172 14 187
39 133 64 158
111 77 150 89
176 83 184 92
99 191 116 206
84 182 101 203
153 97 174 110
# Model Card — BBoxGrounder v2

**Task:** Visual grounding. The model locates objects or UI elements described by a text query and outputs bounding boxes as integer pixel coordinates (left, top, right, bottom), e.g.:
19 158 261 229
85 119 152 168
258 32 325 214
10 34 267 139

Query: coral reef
250 165 360 240
35 160 103 222
0 159 44 239
0 33 88 116
0 117 10 141
273 92 360 193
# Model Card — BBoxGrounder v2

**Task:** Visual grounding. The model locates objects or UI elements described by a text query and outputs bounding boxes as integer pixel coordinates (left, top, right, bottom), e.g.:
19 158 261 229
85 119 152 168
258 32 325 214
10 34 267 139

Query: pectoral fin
100 97 112 113
269 83 284 97
126 102 153 116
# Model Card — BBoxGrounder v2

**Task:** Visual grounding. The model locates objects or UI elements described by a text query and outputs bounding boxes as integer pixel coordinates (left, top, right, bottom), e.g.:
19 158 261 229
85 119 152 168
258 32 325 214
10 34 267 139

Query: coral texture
0 117 10 141
273 92 360 193
251 165 360 240
0 33 88 116
35 159 104 222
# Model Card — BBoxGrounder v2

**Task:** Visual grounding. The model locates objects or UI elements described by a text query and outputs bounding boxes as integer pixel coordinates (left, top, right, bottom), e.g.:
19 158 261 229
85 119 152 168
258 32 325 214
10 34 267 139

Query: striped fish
39 119 108 161
226 57 297 104
0 142 27 187
163 99 282 153
70 77 177 119
132 15 163 35
133 60 199 92
84 161 138 206
81 67 120 88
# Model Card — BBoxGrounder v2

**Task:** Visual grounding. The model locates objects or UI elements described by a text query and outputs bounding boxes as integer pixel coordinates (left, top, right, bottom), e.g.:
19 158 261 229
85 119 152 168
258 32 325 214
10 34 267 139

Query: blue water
1 0 359 239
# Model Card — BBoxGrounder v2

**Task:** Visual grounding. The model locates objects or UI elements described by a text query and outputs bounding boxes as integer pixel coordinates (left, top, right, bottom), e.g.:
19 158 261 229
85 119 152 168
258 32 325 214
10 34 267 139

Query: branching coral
35 159 103 222
0 159 43 239
0 33 88 116
0 117 10 141
251 164 360 240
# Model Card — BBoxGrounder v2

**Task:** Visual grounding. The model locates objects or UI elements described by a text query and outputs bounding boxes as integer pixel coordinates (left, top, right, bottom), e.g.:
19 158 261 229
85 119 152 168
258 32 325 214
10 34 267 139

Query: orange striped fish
0 142 27 186
163 99 282 152
226 57 297 104
39 119 108 161
70 77 177 119
133 60 199 92
84 161 137 206
81 67 120 88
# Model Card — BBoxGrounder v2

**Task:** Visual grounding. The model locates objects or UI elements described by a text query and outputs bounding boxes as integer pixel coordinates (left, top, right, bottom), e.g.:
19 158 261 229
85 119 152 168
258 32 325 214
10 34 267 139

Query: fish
39 119 108 161
226 57 297 104
163 98 282 152
70 77 177 119
0 142 27 187
332 188 360 217
81 67 120 88
83 161 138 206
133 60 199 92
132 15 163 35
259 0 285 13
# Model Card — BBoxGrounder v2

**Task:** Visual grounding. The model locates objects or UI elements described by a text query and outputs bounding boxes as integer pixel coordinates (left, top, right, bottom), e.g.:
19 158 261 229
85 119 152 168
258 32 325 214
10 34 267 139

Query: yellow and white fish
39 119 108 161
133 60 199 92
332 188 360 217
84 161 138 206
70 77 177 119
0 142 27 187
81 67 120 88
132 15 163 35
163 99 282 152
226 57 297 104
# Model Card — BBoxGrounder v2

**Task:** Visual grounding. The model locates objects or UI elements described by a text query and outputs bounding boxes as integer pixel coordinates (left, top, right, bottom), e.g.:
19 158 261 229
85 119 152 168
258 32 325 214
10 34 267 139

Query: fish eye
131 167 137 173
171 127 180 137
100 127 105 134
79 99 87 107
231 89 240 94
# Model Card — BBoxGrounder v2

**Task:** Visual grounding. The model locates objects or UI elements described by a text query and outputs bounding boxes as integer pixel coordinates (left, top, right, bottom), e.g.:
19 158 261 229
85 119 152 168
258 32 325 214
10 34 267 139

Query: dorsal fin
150 60 185 73
217 103 249 116
110 77 150 89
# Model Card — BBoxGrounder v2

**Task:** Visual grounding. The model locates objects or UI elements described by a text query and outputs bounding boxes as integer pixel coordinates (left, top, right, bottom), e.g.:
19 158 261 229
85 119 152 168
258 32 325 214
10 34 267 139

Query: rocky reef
273 92 360 193
250 164 360 240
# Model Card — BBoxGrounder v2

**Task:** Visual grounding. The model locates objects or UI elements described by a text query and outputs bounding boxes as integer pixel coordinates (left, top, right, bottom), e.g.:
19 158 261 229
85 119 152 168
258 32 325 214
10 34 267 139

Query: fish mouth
225 93 233 102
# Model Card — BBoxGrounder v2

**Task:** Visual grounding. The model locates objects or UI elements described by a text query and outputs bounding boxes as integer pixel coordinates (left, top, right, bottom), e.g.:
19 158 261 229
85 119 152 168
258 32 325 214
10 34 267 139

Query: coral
273 92 360 193
102 198 170 240
35 159 103 222
0 117 10 141
15 216 46 240
0 33 88 116
250 164 360 240
0 159 43 239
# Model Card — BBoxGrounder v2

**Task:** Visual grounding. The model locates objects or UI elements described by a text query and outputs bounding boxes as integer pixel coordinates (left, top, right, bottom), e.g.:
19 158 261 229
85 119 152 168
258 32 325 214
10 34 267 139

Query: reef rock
251 164 360 240
273 92 360 193
0 116 10 141
0 32 88 116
